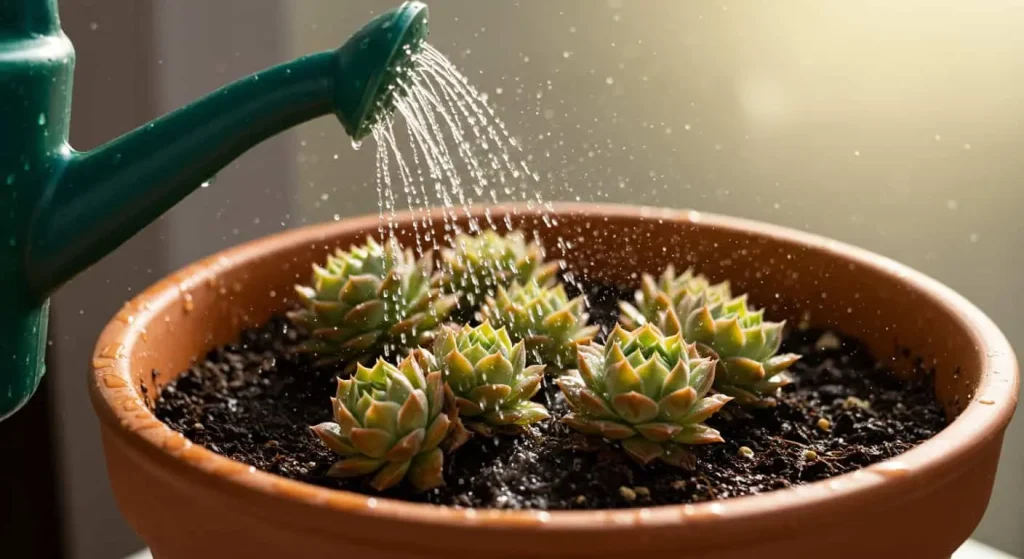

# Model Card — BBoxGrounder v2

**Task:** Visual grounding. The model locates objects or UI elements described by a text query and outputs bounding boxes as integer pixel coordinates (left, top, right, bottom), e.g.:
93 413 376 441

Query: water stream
367 44 554 259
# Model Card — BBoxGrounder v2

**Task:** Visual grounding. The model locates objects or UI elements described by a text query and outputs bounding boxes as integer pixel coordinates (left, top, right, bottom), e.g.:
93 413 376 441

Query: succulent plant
618 266 731 331
433 322 548 435
289 236 457 367
438 230 560 307
479 280 599 369
310 349 455 491
669 295 800 407
557 324 731 467
619 266 799 407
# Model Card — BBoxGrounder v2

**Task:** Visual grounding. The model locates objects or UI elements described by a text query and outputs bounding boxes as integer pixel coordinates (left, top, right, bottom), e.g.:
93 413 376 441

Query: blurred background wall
36 1 1024 557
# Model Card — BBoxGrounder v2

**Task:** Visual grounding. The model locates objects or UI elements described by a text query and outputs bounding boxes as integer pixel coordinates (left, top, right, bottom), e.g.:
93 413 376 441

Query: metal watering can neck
0 0 429 420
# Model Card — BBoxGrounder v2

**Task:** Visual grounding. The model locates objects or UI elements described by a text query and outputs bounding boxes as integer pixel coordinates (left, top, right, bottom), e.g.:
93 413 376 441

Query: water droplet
946 199 958 210
605 76 615 85
5 174 14 186
969 233 980 243
869 461 911 478
351 139 362 150
37 113 46 126
562 51 572 58
101 375 128 389
963 143 972 150
853 150 860 156
89 21 99 31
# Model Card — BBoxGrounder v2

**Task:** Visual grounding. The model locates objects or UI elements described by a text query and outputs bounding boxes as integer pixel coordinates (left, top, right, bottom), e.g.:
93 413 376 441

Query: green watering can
0 0 428 420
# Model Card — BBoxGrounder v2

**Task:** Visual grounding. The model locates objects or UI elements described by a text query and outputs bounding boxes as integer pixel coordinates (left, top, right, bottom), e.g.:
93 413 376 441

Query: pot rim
89 202 1018 533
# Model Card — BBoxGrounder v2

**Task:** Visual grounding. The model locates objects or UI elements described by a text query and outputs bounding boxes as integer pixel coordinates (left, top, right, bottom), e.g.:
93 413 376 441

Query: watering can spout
24 1 428 298
0 1 428 419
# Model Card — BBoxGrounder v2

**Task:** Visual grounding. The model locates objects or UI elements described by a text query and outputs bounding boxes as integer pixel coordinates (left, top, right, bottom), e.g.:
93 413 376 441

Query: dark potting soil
155 282 948 510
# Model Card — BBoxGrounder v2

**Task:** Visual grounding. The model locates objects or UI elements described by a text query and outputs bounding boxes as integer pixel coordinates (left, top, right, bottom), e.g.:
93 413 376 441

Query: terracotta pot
90 203 1018 559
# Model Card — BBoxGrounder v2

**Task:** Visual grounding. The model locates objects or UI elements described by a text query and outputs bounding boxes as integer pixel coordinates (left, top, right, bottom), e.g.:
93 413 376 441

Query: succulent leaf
433 322 549 434
407 448 444 490
289 237 458 368
619 266 801 407
556 324 729 467
311 349 454 492
438 230 561 309
479 280 599 369
327 456 385 478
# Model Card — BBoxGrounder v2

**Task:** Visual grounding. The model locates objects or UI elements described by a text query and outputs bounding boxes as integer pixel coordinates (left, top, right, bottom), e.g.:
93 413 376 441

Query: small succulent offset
433 322 548 435
618 266 731 331
618 266 799 407
310 349 454 491
672 295 800 407
479 280 599 369
438 230 560 307
557 324 731 467
289 237 458 366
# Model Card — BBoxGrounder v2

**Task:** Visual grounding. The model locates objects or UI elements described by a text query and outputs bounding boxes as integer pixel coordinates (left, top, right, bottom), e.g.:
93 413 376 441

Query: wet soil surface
155 283 947 509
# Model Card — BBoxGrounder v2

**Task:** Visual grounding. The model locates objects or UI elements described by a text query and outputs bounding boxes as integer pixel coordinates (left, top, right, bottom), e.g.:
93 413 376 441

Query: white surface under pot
126 540 1018 559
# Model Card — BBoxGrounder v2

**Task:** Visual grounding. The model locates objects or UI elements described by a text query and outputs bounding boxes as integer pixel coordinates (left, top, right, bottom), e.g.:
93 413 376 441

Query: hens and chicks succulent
295 231 799 491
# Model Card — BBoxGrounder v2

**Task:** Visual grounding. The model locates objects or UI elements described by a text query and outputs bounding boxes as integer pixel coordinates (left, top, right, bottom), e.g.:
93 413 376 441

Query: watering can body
0 16 72 418
0 0 428 420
